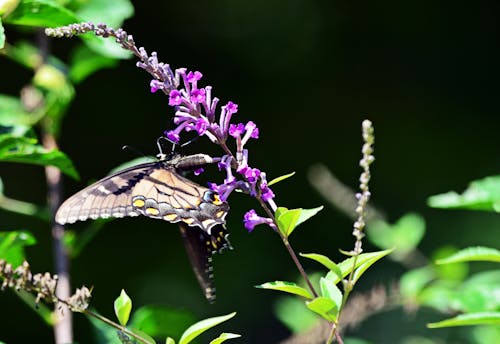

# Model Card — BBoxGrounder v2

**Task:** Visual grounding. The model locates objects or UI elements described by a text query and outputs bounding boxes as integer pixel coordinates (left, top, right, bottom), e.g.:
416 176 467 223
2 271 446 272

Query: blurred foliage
1 0 499 343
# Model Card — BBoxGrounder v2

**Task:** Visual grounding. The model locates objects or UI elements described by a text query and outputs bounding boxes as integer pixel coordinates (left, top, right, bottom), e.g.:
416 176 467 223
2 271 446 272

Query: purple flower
150 79 162 93
260 183 275 202
187 71 202 83
195 117 208 135
238 166 261 183
165 130 180 143
243 209 273 232
242 121 259 145
169 90 182 106
229 123 245 138
194 168 204 176
190 88 206 104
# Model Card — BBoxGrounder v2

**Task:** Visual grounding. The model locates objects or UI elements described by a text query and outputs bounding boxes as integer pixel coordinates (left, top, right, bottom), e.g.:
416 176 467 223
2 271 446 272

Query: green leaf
0 135 79 179
300 253 342 279
209 333 241 344
399 266 436 301
69 45 119 84
129 305 195 340
74 0 134 58
455 270 500 312
276 206 322 237
87 309 122 344
306 297 338 322
114 289 132 326
274 296 319 333
319 277 342 310
0 177 49 220
268 172 296 186
166 338 175 344
0 230 37 266
5 0 81 27
0 17 4 49
256 281 313 299
128 328 156 344
427 312 500 328
178 312 236 344
427 175 500 212
367 213 425 259
326 249 393 284
276 208 302 237
76 0 134 29
436 246 500 264
0 94 44 126
295 206 323 228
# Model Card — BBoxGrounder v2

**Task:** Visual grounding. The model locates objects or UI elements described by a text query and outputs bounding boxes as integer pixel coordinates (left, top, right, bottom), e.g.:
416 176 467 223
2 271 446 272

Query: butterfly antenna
122 145 146 158
156 136 172 159
180 135 199 148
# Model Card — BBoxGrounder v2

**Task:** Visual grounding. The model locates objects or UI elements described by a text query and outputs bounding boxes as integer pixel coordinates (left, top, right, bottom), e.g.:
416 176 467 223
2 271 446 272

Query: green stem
258 198 318 298
83 308 151 344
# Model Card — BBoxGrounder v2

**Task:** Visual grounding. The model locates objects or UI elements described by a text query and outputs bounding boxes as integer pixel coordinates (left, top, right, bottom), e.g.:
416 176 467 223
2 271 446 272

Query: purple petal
190 88 206 104
150 79 162 93
187 71 203 83
229 123 245 137
165 130 180 143
169 90 182 106
194 168 204 176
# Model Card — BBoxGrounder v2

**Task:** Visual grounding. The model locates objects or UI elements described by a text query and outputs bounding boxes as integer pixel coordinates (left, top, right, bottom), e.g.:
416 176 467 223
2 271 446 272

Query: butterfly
55 152 231 302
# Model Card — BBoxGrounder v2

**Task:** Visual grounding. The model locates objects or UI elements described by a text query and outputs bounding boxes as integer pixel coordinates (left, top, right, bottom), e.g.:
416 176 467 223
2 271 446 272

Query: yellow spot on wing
215 211 225 218
182 218 195 225
145 207 159 216
133 199 145 208
163 213 178 221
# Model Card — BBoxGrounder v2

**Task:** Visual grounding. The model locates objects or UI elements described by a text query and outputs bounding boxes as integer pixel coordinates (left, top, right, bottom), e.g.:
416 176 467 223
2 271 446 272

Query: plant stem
37 27 73 344
258 198 318 298
83 309 151 344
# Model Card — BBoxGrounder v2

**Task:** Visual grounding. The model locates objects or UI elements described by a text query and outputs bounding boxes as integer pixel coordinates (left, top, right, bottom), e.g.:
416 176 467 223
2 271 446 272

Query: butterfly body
55 153 230 301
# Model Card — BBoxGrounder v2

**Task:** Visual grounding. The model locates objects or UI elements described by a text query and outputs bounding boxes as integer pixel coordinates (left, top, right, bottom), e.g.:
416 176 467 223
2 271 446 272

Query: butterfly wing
55 162 158 225
55 161 229 234
179 222 232 303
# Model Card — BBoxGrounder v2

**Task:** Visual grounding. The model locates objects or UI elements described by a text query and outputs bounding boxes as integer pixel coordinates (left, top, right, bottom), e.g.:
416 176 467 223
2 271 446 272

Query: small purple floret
229 123 245 137
243 209 272 232
190 88 206 104
169 90 182 106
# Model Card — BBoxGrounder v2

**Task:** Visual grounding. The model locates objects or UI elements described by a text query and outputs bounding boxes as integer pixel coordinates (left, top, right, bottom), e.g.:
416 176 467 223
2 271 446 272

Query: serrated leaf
427 175 500 212
0 135 79 179
129 305 195 340
5 0 81 27
0 230 37 266
319 277 342 309
427 312 500 328
209 333 241 344
256 281 313 299
325 249 393 284
300 253 342 279
69 45 119 84
436 246 500 264
114 289 132 326
306 297 338 322
268 172 295 186
179 312 236 344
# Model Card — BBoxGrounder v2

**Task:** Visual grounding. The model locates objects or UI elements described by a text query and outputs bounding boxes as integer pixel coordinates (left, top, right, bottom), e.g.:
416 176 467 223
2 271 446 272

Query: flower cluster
45 23 278 232
150 69 277 231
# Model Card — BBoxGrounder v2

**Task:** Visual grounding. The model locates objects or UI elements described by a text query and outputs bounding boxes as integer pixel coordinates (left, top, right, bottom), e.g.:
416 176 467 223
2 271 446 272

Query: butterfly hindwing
179 223 232 303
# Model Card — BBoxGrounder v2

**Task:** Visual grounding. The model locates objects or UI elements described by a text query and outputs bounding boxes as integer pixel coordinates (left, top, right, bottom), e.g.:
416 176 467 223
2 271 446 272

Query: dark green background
1 1 499 342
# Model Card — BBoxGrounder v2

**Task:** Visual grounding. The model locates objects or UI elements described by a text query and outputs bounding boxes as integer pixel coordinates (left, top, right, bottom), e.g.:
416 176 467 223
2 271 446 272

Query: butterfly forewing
55 153 231 302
